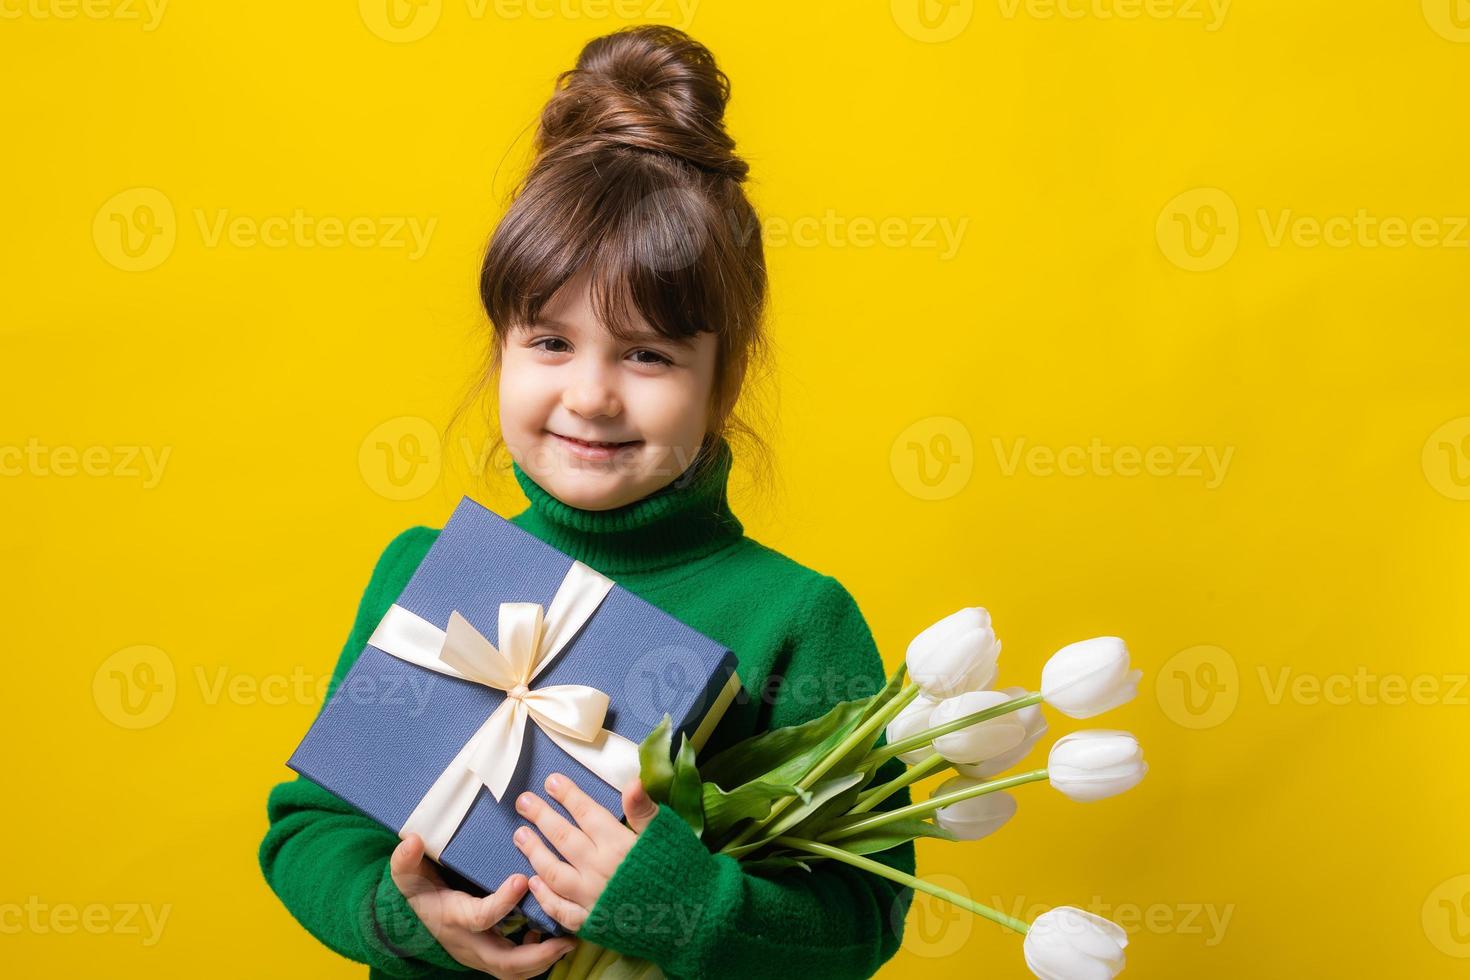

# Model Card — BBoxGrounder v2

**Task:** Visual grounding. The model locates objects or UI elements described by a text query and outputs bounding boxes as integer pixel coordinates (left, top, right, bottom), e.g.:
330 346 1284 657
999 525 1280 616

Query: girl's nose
561 370 622 419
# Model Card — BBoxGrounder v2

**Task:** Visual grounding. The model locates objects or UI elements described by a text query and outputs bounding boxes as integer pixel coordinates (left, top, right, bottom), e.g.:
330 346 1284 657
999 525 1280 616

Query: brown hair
448 25 773 494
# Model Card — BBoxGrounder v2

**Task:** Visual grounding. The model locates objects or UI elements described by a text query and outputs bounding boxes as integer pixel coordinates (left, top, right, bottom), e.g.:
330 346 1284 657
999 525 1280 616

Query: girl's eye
528 338 670 366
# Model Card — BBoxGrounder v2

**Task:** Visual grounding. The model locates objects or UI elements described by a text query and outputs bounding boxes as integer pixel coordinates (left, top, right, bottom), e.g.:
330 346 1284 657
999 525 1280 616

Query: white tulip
885 692 942 764
1047 730 1148 802
930 690 1028 765
933 779 1017 841
1023 906 1128 980
1040 637 1141 719
955 686 1049 778
906 607 1001 698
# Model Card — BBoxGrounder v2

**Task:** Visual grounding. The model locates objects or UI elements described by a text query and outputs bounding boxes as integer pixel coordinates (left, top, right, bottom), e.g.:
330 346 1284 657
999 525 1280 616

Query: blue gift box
288 495 740 936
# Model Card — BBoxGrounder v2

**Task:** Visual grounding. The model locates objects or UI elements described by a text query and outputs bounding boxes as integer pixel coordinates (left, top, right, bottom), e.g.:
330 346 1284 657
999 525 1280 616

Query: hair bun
536 25 748 181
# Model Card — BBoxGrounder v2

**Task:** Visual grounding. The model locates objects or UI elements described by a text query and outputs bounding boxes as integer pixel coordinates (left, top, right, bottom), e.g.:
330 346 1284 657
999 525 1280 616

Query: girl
260 25 915 980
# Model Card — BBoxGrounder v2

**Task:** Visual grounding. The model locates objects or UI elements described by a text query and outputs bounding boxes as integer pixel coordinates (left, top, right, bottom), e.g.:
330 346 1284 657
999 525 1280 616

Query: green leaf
637 714 675 805
701 779 811 841
856 660 908 728
762 772 867 840
825 817 957 856
698 696 874 791
800 773 873 836
741 855 814 875
668 732 704 837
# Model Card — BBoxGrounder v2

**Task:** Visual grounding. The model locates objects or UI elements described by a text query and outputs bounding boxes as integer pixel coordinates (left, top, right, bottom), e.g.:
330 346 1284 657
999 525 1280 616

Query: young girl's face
499 268 720 512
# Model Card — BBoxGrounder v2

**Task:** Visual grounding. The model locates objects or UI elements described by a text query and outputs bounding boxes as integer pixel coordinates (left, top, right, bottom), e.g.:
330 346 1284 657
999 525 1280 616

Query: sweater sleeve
258 526 470 977
575 576 916 980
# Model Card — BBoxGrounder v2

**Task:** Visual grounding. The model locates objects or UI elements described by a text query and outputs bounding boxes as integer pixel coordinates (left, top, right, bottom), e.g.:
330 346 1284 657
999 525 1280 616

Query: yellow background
4 1 1468 976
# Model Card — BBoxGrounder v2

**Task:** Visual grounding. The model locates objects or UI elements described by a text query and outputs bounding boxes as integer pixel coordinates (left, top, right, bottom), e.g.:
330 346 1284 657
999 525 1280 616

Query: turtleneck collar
509 436 745 575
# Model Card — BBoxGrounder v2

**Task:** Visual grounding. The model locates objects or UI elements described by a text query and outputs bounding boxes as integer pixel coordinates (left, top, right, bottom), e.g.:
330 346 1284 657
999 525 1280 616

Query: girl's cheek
499 361 547 404
635 376 705 424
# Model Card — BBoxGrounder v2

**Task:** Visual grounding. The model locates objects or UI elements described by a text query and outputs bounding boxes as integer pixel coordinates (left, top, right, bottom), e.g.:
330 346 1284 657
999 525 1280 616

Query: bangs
481 149 757 348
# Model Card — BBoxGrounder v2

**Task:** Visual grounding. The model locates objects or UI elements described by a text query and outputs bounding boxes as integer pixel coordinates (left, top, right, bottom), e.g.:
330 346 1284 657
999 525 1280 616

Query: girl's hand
512 774 660 932
389 832 575 979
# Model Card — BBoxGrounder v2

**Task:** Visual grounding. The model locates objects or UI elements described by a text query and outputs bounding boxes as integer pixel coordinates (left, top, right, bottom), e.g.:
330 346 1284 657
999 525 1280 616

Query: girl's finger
525 929 542 943
545 773 625 841
464 873 529 932
389 834 446 899
467 928 577 976
528 874 589 932
513 826 588 906
620 778 659 834
516 789 597 866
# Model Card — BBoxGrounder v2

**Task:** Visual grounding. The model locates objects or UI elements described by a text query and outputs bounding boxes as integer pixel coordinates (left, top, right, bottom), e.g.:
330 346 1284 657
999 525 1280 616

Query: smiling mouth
550 433 642 450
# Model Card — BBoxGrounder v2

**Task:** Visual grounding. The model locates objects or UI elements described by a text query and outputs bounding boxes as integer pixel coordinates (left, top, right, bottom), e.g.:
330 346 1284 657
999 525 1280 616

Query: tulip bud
954 686 1049 778
1047 730 1148 802
933 778 1017 841
930 690 1028 765
1023 906 1127 980
906 607 1001 699
885 692 942 764
1040 637 1141 719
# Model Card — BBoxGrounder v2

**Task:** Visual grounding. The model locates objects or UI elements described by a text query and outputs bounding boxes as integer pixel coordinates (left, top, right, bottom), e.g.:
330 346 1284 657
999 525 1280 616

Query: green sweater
259 437 915 979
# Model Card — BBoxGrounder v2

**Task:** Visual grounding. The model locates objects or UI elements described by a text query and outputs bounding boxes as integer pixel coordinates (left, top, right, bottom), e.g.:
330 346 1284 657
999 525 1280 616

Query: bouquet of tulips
552 608 1148 980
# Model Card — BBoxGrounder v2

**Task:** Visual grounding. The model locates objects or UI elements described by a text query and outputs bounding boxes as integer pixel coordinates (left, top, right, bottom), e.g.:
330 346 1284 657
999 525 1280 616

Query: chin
540 470 643 511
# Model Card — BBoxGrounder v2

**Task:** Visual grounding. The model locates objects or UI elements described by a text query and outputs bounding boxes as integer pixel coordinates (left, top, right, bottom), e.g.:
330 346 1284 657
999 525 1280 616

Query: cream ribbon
367 560 641 860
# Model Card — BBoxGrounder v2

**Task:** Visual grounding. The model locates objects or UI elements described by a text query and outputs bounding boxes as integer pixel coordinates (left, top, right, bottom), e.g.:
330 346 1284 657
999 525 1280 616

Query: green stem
822 768 1049 842
799 683 921 792
586 947 622 979
772 836 1030 936
849 751 949 815
722 682 923 852
558 939 606 980
585 947 660 979
864 691 1043 768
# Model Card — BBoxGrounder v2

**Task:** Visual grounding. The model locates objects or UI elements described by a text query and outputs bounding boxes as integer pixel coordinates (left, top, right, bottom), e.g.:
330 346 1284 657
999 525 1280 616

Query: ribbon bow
368 561 640 859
